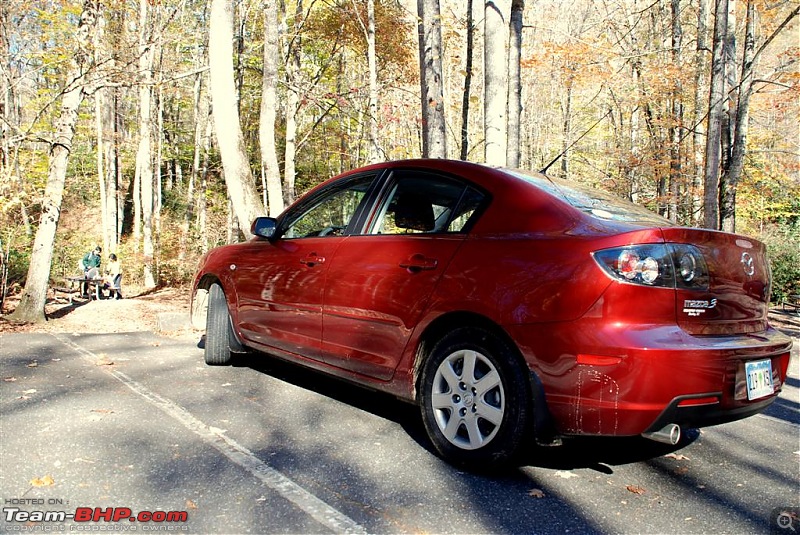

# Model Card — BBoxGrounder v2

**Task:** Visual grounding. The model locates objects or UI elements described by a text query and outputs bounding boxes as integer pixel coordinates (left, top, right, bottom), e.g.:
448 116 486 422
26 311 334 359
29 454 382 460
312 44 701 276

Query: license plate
745 359 774 400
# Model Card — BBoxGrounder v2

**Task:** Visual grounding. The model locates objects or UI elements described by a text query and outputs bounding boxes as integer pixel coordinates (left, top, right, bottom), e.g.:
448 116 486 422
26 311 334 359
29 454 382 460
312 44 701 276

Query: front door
235 174 377 360
235 237 344 359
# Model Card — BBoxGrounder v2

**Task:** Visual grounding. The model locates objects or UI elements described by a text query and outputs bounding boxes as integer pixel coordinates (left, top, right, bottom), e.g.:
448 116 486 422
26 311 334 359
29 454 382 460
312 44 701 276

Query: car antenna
540 110 611 175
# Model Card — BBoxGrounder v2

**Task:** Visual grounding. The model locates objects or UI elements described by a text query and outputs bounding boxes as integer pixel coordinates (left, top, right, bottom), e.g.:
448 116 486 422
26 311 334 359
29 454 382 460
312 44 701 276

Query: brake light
593 244 709 290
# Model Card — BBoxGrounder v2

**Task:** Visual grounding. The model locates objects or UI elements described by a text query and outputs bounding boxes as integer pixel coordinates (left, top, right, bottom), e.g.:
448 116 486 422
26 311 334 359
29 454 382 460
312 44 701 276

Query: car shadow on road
229 349 698 475
517 431 700 474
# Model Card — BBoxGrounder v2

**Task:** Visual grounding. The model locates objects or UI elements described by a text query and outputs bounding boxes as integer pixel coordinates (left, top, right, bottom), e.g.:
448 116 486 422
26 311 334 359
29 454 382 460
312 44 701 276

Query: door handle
399 254 438 273
300 253 326 267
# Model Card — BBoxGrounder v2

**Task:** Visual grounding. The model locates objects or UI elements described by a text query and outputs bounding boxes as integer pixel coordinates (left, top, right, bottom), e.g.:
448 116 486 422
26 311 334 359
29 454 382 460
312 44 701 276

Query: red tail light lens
593 244 708 290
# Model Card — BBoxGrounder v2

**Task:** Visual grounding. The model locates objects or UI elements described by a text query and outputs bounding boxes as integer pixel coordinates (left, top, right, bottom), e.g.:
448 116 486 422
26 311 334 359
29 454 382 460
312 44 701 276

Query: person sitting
80 246 102 297
103 253 123 300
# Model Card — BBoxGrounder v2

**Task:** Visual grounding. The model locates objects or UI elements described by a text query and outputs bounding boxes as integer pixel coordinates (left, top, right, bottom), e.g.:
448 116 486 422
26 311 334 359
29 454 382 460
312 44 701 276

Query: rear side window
508 170 670 224
369 172 485 235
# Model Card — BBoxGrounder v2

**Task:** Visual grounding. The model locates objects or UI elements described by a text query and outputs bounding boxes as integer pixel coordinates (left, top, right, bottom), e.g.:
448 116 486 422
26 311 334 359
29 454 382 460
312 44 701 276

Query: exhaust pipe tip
642 424 681 445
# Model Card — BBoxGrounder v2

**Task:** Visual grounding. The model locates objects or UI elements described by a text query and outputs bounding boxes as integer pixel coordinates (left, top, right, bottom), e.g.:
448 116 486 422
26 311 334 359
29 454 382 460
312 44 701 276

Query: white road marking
54 333 367 534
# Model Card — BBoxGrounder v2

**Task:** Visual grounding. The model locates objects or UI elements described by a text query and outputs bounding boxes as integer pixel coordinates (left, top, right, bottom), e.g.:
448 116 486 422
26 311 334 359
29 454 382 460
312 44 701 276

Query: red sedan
191 159 792 468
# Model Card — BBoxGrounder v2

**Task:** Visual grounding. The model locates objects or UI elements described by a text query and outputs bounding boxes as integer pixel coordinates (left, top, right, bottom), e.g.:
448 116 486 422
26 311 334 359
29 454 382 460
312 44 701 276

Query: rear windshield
507 169 671 225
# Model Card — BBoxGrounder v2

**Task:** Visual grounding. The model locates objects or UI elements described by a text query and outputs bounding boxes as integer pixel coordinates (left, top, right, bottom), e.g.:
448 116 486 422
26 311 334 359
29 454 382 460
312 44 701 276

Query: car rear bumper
506 321 793 437
643 391 776 433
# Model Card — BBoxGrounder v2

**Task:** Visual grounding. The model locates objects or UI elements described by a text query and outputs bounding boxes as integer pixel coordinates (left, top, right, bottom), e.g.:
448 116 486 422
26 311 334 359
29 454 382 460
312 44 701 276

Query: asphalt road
1 329 798 534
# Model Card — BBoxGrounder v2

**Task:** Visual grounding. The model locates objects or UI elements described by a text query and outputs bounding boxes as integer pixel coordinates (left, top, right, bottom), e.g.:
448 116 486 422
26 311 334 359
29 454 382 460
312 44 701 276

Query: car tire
204 283 232 366
419 327 532 469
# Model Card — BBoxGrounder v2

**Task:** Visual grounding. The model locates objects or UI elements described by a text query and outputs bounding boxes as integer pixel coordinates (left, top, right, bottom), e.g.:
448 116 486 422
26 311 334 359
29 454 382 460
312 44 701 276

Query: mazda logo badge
741 252 755 276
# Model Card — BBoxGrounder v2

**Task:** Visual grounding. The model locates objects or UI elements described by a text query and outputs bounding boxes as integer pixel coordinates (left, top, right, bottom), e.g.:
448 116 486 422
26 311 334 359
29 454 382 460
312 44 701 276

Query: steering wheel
318 226 344 237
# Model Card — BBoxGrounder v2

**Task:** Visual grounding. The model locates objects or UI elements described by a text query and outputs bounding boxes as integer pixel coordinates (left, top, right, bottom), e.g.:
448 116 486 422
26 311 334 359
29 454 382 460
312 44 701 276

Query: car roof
306 159 667 235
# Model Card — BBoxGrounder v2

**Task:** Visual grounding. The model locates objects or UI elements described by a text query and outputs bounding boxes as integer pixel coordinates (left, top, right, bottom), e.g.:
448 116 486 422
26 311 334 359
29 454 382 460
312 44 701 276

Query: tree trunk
1 2 30 241
209 0 265 238
719 2 799 231
283 0 303 205
0 3 9 176
668 0 683 222
106 5 123 249
459 0 475 161
703 0 728 229
366 0 381 162
95 91 109 251
417 0 447 158
9 0 100 323
106 88 121 250
692 0 709 226
136 0 156 288
93 4 118 253
506 0 524 168
260 0 284 217
198 107 213 252
560 83 572 178
484 0 510 166
718 0 737 229
184 35 207 259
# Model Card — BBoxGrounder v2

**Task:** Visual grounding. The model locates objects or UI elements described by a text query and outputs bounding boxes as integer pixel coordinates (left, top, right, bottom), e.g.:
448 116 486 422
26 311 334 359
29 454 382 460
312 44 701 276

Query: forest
1 0 798 321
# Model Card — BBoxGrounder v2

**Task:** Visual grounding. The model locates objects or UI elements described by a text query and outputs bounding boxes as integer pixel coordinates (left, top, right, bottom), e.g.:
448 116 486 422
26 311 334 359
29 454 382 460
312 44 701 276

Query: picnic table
65 276 104 302
783 294 800 316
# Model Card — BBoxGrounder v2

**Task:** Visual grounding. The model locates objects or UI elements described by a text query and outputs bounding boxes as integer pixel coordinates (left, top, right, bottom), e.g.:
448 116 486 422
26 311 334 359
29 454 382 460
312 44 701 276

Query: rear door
321 170 486 379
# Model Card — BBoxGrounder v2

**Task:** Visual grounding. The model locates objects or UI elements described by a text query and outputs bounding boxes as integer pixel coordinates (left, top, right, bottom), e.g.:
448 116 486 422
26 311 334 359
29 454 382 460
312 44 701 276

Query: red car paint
191 159 792 446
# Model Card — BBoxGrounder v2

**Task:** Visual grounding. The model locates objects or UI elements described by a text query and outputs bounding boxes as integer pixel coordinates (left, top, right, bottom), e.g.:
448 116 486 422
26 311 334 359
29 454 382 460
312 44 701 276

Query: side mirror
251 216 277 239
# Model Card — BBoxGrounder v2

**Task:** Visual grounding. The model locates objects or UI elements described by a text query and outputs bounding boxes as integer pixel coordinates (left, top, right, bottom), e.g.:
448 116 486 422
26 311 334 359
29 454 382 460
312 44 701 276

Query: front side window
283 176 374 238
369 173 484 235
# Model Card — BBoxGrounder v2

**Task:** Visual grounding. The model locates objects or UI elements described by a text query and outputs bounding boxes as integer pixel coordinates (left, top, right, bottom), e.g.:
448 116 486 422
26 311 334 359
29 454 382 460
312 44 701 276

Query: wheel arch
412 312 522 391
412 310 559 444
191 275 248 353
190 274 221 330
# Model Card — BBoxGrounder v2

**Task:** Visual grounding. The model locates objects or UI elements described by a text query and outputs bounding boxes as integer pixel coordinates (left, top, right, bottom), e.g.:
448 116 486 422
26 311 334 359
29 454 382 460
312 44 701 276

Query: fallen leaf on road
22 389 37 395
3 377 17 382
185 500 198 510
95 356 114 366
26 361 38 368
554 470 578 479
626 485 646 495
665 453 690 461
528 488 546 498
30 475 55 487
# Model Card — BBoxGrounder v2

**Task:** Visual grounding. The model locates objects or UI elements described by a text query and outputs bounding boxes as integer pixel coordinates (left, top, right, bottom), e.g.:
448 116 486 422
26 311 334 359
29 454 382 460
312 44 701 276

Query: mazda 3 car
191 159 792 468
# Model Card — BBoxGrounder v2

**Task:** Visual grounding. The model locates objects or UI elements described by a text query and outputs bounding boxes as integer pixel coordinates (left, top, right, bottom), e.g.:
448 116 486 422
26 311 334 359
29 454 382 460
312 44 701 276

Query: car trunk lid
662 228 771 335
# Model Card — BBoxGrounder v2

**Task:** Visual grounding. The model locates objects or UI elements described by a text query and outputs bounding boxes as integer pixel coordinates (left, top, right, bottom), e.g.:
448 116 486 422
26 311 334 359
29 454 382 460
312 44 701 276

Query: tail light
593 244 709 290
